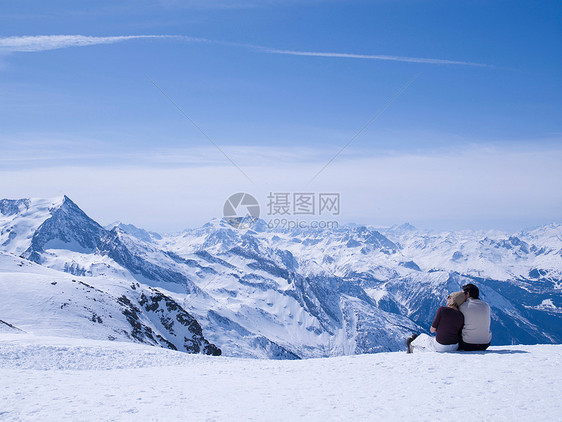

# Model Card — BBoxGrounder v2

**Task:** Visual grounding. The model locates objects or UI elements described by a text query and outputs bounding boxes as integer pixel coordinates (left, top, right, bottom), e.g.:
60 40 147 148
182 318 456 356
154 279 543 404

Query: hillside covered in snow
0 196 560 359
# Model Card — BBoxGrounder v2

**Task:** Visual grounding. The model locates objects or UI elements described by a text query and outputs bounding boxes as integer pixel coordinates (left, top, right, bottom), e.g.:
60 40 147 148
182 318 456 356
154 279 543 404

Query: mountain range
1 196 560 359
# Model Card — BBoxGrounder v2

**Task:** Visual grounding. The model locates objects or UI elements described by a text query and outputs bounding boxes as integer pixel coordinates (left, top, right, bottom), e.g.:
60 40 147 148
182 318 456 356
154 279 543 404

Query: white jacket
459 298 492 344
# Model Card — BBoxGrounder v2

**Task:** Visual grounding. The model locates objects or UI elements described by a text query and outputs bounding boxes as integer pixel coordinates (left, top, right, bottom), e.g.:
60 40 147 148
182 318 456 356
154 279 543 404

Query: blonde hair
447 291 466 309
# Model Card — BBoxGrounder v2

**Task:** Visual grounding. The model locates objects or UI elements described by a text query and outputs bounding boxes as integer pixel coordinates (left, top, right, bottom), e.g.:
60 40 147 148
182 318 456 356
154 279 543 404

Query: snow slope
0 252 220 355
0 334 560 421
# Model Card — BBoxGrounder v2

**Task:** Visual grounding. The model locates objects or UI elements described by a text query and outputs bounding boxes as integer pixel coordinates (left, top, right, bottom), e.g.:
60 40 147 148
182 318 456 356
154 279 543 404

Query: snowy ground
1 334 560 421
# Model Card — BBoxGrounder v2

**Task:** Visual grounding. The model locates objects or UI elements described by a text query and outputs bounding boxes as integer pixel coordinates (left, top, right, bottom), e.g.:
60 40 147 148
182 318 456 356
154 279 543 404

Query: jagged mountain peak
23 197 105 262
105 221 161 243
56 195 93 217
396 222 417 232
104 220 122 230
201 217 234 230
198 217 269 233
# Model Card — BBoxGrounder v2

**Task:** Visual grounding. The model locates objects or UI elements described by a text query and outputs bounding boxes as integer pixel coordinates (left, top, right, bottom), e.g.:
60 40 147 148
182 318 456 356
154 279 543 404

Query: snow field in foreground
0 334 561 421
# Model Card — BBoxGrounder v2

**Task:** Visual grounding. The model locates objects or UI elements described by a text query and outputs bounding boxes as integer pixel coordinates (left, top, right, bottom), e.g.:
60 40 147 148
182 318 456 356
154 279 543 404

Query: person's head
447 291 466 309
462 283 480 299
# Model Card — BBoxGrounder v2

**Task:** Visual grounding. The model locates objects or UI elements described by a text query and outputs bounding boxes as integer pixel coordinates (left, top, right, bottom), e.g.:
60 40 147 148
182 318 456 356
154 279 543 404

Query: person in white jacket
458 283 492 351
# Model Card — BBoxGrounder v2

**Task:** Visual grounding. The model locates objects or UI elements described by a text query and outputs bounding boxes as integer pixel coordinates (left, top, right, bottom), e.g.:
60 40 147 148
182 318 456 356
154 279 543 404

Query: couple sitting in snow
407 283 492 353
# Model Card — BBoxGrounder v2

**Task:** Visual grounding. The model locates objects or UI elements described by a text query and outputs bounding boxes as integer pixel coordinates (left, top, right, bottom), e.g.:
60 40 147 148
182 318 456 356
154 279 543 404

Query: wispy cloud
259 47 490 67
0 34 191 53
0 34 491 67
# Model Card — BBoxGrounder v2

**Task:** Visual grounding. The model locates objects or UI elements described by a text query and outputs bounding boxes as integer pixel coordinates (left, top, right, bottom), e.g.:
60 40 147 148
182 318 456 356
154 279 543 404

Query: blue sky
0 1 561 231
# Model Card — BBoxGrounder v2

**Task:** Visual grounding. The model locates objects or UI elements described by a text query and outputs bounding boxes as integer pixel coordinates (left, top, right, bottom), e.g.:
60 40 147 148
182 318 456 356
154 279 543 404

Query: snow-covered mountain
1 196 560 359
